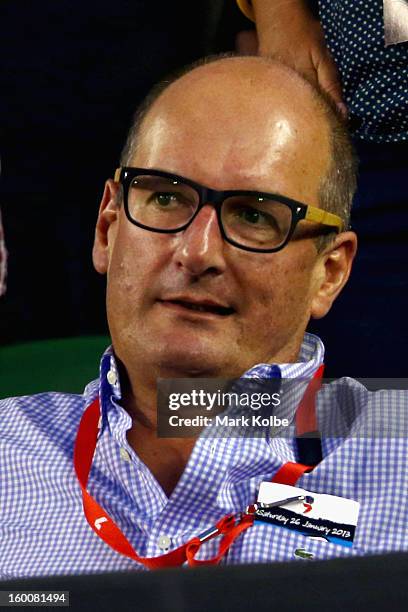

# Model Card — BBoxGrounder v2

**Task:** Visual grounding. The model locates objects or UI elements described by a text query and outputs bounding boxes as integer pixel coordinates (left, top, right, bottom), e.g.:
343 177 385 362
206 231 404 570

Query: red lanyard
73 365 324 569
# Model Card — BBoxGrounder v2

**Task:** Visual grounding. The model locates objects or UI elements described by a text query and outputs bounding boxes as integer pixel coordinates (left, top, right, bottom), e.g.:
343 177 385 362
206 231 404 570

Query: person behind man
0 55 407 579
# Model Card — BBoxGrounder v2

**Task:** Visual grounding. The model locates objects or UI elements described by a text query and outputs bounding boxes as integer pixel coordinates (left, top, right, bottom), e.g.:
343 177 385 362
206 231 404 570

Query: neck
119 363 197 497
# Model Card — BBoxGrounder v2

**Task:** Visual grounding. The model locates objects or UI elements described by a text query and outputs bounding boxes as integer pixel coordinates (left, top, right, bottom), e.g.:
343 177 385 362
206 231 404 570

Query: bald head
120 55 356 228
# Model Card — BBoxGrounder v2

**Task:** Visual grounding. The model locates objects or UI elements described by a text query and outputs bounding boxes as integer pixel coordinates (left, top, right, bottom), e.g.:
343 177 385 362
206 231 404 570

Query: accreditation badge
255 482 360 547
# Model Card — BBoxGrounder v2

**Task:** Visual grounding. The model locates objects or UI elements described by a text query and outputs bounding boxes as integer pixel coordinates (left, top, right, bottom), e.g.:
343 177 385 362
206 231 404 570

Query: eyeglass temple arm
305 206 343 231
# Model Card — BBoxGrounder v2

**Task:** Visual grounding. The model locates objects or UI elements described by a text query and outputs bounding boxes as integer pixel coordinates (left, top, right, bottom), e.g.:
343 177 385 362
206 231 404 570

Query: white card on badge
255 482 360 547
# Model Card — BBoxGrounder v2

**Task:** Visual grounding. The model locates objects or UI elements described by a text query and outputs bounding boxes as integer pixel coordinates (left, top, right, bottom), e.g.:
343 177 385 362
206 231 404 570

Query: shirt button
107 370 117 385
120 447 131 462
157 535 171 551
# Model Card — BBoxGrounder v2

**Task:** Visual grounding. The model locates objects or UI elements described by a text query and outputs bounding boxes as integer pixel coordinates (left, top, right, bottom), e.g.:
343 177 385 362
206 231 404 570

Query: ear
92 179 121 275
310 231 357 319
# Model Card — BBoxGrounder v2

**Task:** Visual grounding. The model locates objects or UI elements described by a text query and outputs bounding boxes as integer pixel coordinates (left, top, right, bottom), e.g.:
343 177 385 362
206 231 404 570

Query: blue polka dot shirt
318 0 408 142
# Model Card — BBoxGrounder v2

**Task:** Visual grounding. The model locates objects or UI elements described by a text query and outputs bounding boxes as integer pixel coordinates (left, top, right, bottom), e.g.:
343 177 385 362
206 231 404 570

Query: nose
174 204 227 276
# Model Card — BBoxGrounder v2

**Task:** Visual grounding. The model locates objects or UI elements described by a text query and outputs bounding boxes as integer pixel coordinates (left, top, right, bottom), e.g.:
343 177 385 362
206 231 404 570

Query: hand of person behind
236 0 347 117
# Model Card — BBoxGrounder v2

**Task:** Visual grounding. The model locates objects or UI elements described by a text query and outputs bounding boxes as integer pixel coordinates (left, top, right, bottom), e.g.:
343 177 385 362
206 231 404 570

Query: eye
146 191 193 211
153 192 180 207
236 206 277 228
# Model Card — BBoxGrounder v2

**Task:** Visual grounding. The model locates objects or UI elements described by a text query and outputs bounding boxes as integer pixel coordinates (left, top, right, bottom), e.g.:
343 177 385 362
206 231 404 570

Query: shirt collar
93 332 325 433
241 332 324 379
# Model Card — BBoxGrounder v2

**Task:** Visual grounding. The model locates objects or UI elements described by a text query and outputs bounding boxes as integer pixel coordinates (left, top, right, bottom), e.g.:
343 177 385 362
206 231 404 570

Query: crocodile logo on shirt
294 548 314 559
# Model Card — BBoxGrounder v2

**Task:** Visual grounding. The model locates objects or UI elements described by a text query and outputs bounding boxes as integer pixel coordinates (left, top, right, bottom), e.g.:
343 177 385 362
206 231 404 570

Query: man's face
95 60 333 380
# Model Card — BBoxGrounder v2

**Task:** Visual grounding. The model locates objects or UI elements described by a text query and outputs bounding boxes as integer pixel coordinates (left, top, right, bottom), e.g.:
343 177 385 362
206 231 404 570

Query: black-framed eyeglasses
114 167 343 253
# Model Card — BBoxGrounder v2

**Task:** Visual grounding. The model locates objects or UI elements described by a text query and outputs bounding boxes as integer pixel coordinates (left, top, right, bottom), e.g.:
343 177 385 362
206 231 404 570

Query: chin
155 345 227 378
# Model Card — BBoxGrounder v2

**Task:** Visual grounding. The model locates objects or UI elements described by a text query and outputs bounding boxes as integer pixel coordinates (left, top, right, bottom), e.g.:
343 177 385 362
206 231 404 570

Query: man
0 55 407 579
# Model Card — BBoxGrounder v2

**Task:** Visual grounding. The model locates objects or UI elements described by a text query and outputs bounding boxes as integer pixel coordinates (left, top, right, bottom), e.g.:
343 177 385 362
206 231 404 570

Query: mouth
159 298 235 317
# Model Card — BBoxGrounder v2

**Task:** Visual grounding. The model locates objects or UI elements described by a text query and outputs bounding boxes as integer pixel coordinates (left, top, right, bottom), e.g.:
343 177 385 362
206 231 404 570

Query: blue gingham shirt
1 333 407 579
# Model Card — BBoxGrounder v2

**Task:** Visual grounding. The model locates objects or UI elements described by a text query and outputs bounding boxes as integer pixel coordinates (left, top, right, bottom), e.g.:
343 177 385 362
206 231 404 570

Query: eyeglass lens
127 174 293 249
